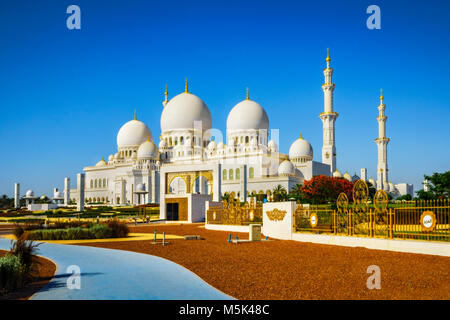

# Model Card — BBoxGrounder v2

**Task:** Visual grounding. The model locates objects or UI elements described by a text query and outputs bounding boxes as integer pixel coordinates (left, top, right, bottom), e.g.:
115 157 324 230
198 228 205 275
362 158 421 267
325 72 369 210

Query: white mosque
14 50 413 218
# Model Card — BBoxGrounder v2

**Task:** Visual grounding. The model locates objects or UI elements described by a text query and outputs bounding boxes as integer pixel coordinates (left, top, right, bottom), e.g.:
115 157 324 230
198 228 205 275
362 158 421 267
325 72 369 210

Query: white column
159 171 167 219
239 165 247 202
121 178 126 204
64 177 70 206
77 173 85 211
14 183 20 208
151 171 157 203
212 163 222 202
320 49 338 174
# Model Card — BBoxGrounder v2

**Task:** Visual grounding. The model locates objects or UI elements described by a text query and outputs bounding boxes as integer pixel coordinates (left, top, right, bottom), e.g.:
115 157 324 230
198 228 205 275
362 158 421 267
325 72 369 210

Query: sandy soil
78 223 450 300
0 249 56 300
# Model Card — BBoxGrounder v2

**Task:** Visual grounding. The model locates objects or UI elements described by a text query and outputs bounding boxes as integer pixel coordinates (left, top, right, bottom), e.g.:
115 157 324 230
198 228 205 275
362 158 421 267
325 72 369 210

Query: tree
0 195 13 209
366 181 377 200
272 185 287 202
288 184 303 202
416 171 450 199
300 175 354 204
396 194 412 201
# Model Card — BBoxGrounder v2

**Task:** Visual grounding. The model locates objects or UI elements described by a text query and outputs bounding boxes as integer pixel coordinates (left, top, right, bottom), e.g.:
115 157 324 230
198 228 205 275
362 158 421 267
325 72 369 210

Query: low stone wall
291 232 450 257
204 224 252 233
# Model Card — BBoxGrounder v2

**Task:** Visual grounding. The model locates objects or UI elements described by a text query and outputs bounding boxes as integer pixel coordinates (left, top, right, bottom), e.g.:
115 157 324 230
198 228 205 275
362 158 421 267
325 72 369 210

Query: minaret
162 84 169 107
320 48 338 174
375 89 390 191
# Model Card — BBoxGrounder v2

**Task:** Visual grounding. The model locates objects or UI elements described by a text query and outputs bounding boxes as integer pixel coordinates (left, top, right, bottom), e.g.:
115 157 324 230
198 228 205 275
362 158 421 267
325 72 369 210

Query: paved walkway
0 238 232 300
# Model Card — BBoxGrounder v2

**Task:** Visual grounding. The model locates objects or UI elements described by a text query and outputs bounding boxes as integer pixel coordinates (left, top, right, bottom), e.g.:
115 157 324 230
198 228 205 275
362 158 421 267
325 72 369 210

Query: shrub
13 225 24 239
0 254 24 293
107 219 129 238
89 224 112 239
10 238 40 272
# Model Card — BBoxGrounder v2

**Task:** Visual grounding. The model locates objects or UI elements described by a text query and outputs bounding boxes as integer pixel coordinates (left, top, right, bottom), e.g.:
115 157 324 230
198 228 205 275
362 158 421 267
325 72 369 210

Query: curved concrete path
0 238 232 300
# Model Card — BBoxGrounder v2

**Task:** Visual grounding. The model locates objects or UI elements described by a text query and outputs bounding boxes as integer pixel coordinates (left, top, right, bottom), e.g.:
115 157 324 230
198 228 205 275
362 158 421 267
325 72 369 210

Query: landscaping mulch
0 250 56 300
80 223 450 300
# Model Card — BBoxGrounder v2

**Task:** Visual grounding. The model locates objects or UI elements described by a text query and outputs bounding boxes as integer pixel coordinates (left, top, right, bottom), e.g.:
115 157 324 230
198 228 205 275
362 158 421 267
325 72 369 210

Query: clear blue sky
0 0 449 197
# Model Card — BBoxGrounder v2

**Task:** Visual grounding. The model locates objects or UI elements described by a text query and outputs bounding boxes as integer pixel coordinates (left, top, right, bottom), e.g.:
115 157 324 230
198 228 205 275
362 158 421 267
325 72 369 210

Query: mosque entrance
166 203 179 221
165 197 188 221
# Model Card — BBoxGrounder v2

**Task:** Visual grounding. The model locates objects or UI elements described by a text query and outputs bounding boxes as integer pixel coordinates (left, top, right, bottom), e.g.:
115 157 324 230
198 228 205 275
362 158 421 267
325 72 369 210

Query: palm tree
272 185 287 202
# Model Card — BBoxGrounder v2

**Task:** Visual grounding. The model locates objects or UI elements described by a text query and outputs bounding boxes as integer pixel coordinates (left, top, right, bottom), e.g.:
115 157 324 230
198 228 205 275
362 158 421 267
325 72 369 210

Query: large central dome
227 99 269 131
161 92 212 132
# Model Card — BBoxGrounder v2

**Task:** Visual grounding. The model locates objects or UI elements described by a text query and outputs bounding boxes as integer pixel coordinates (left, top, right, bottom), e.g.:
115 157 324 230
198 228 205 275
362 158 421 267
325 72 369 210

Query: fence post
369 209 373 237
348 210 353 236
389 208 393 239
333 210 337 235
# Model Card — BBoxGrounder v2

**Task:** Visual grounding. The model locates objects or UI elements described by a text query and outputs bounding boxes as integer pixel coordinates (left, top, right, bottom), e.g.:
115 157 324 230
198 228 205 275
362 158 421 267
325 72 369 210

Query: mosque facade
18 50 413 217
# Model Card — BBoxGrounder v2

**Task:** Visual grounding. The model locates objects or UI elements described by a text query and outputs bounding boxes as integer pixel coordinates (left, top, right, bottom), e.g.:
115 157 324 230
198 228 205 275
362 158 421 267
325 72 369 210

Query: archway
169 177 187 195
193 175 211 194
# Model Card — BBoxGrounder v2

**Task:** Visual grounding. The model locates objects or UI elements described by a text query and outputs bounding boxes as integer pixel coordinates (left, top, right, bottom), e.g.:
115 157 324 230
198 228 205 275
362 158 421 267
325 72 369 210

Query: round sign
420 211 436 232
310 213 318 228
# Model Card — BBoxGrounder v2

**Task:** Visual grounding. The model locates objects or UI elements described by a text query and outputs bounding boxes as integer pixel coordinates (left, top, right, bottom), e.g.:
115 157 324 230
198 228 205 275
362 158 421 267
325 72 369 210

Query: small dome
369 177 376 186
96 157 107 167
161 92 212 132
117 118 152 148
289 135 313 160
333 170 342 178
54 191 64 199
159 139 167 149
227 99 269 131
25 190 34 197
137 140 158 159
389 182 396 193
268 139 278 152
136 183 146 192
40 195 47 200
108 154 114 162
207 140 217 151
352 174 360 182
343 171 352 181
114 152 119 159
278 160 295 176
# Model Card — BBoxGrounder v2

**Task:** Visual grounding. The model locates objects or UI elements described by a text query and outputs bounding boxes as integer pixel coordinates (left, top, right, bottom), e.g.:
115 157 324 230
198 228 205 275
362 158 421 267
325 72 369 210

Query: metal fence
294 181 449 242
206 197 263 226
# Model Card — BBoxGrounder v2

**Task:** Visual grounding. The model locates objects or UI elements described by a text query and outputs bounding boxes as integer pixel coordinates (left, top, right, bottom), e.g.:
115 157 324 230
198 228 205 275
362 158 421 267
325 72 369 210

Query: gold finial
185 78 188 93
134 109 137 120
326 48 330 62
102 156 104 161
299 132 303 139
380 88 384 100
246 87 249 100
164 84 168 95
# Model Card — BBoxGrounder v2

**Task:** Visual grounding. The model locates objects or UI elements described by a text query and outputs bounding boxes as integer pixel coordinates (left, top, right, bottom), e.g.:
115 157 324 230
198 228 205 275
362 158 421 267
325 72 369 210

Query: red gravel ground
79 223 450 300
0 250 56 300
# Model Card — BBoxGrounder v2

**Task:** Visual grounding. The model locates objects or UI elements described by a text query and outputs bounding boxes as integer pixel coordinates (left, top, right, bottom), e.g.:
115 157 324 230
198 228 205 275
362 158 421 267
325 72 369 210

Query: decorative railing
294 180 449 242
206 197 262 226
